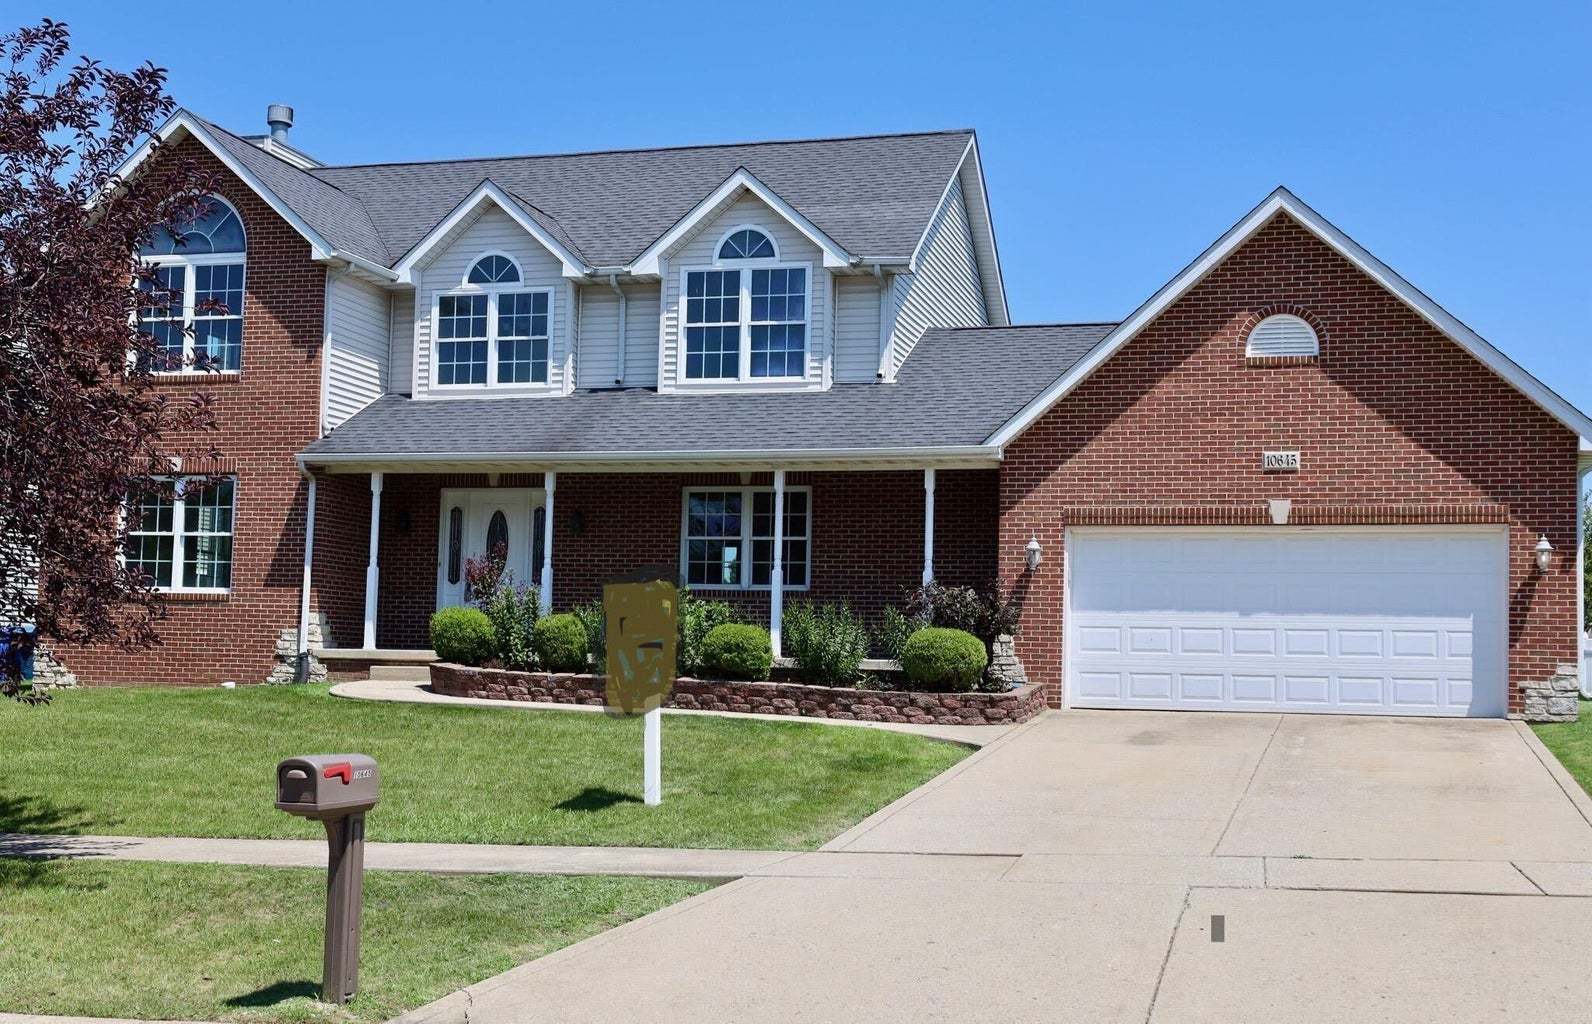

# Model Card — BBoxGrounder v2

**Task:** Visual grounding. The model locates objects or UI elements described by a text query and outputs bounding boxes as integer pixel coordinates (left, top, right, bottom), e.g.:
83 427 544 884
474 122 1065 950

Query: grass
0 684 967 849
1532 699 1592 795
0 856 708 1024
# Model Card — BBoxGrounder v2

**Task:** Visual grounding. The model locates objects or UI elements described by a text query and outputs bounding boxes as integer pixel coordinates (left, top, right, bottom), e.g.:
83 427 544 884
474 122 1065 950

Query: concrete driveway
402 711 1592 1024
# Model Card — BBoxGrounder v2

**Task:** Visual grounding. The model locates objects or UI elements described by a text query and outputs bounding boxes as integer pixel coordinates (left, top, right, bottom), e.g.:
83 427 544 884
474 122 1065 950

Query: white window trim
677 244 813 386
136 194 246 376
122 475 238 595
678 485 812 592
431 254 556 390
714 224 781 261
1246 313 1319 357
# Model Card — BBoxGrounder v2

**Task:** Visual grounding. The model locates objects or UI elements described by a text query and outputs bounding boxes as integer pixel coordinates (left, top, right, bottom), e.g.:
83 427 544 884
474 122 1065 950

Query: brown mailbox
276 754 379 820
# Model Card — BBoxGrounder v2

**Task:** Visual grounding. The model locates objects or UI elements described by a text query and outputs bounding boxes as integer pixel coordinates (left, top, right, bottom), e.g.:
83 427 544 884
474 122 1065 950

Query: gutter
297 443 1000 470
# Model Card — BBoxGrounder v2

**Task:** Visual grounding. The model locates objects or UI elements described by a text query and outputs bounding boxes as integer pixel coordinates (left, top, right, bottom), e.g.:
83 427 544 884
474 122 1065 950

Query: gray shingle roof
300 324 1116 462
305 130 974 268
198 117 393 265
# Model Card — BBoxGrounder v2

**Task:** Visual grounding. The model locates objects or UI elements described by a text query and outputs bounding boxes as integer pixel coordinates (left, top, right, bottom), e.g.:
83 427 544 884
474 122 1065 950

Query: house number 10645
1262 450 1301 472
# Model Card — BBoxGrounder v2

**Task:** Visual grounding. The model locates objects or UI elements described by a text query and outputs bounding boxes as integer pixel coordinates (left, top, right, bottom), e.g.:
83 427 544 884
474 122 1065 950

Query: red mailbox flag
323 763 352 785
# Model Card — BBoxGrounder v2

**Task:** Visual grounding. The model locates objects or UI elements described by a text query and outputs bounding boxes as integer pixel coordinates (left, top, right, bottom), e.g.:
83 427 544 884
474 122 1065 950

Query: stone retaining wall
430 663 1045 726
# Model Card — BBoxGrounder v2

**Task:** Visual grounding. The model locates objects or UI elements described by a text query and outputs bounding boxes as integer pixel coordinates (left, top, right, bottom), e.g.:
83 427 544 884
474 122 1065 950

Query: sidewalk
330 677 1014 747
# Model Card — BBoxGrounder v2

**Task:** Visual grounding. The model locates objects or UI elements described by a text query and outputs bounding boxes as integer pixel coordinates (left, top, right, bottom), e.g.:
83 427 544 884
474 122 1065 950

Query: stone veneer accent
430 663 1045 726
1511 664 1582 723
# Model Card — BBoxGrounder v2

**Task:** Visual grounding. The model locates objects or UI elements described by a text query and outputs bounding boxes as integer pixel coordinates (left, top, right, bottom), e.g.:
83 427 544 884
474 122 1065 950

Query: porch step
367 664 433 682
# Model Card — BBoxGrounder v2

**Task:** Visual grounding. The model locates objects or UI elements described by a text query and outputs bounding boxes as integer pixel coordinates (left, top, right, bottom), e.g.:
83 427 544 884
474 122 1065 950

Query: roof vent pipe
266 104 294 144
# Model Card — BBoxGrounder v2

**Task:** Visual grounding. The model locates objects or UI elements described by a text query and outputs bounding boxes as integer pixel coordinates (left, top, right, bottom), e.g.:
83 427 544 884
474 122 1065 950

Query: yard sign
602 574 678 806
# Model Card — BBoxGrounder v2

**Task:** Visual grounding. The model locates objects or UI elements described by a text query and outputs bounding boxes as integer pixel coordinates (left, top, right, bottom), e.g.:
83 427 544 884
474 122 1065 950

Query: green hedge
900 627 987 692
533 613 589 673
430 607 497 667
699 623 773 681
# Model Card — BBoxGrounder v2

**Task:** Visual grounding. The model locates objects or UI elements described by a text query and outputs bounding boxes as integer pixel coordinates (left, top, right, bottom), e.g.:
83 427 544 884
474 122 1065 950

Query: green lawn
0 684 966 849
0 857 708 1024
1532 700 1592 795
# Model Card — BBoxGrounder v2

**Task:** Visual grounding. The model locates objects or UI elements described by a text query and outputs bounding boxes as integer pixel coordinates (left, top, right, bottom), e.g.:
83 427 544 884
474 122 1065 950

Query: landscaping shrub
699 623 773 681
904 581 1019 649
463 545 538 669
533 614 589 673
571 601 607 674
900 627 988 692
678 590 735 676
875 606 918 663
430 607 497 667
783 601 869 685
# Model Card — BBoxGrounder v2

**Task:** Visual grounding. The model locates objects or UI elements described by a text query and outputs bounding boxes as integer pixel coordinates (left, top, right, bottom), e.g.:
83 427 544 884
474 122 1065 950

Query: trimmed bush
900 627 987 692
430 607 497 667
699 623 773 681
571 601 607 674
784 601 869 685
533 613 589 673
678 590 735 676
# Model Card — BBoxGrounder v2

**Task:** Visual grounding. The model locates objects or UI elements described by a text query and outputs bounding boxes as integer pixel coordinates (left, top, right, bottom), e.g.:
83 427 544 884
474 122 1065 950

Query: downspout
296 470 318 682
608 274 628 386
873 263 893 382
1580 462 1590 697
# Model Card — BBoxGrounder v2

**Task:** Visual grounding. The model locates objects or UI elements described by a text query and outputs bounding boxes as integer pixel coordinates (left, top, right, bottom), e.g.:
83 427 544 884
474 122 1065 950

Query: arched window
717 228 776 260
1246 313 1319 358
436 253 551 388
466 254 521 285
137 195 246 373
485 510 509 556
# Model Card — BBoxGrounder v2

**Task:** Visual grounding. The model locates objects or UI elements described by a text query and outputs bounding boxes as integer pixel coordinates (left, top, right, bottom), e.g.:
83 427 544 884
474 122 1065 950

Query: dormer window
683 226 808 382
435 254 552 387
137 195 246 373
1246 313 1319 358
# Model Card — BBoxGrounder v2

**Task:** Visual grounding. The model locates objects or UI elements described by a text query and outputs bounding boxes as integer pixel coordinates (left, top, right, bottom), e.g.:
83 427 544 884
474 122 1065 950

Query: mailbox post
275 754 379 1004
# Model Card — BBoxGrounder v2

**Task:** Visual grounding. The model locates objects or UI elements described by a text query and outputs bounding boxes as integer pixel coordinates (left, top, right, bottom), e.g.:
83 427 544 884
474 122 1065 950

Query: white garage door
1066 528 1507 717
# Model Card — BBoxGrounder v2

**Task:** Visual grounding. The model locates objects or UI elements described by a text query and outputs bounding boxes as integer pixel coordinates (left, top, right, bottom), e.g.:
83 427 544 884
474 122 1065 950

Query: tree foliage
1 20 221 700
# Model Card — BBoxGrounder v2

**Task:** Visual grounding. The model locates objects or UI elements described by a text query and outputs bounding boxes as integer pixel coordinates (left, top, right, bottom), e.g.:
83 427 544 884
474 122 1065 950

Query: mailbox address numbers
1262 450 1301 472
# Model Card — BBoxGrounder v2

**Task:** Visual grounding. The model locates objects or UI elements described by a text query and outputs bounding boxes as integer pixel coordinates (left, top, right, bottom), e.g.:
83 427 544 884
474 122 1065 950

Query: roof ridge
307 128 976 173
198 115 360 199
940 321 1121 330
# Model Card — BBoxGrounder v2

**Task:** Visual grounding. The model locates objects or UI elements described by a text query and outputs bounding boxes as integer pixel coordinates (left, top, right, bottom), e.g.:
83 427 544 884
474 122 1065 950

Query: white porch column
771 470 785 659
298 474 317 673
362 472 382 650
1580 463 1590 697
540 471 556 613
922 468 936 586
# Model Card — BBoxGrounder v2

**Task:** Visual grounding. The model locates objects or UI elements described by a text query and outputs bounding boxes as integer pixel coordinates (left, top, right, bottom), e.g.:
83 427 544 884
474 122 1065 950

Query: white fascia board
986 186 1592 448
299 443 997 469
910 135 1010 326
628 168 852 275
391 180 590 282
110 110 398 281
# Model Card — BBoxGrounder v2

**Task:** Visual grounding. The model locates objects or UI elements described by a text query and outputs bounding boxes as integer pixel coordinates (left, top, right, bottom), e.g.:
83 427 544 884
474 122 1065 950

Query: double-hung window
682 487 810 590
683 227 808 382
136 196 246 373
125 477 236 592
436 254 551 387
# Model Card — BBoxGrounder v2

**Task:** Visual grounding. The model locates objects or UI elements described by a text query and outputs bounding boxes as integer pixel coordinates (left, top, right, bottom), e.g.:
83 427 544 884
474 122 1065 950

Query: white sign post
643 706 662 806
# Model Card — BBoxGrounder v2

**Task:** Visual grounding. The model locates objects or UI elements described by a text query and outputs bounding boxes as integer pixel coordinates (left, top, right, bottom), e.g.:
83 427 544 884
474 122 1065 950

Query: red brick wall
56 138 326 685
997 213 1580 712
372 469 999 649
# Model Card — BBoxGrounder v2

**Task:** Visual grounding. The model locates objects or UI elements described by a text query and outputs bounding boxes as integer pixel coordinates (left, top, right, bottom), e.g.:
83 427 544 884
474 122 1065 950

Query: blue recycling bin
0 625 36 681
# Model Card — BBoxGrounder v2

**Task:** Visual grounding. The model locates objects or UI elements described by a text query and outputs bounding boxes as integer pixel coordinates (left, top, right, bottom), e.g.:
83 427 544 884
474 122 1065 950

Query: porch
296 462 1000 672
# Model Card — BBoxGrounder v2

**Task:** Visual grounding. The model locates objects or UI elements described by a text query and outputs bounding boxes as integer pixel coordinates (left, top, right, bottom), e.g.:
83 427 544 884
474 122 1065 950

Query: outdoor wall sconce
1025 535 1042 571
1535 534 1554 573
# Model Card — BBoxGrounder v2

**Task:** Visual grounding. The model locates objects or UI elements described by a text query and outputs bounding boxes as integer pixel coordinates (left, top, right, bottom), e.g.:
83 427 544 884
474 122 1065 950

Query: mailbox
276 753 379 1004
276 754 379 820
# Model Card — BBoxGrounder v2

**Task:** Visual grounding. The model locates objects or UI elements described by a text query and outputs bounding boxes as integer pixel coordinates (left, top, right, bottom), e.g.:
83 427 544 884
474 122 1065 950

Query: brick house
62 106 1592 722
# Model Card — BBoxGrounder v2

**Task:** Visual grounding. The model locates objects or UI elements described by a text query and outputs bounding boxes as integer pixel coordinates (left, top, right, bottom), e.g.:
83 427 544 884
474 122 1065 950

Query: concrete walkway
330 676 1015 747
382 710 1592 1023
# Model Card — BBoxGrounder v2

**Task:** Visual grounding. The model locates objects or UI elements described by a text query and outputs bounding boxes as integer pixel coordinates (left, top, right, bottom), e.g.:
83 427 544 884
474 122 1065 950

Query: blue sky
37 1 1591 409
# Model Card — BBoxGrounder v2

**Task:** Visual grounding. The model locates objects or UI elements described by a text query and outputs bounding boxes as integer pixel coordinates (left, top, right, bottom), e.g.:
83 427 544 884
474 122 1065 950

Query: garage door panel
1067 528 1507 718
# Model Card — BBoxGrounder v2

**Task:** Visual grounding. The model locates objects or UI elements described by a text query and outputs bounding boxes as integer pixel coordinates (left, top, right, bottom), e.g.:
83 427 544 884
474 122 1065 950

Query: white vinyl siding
886 178 987 378
389 289 415 394
324 273 391 429
660 194 826 391
833 277 882 383
575 282 661 388
413 207 568 398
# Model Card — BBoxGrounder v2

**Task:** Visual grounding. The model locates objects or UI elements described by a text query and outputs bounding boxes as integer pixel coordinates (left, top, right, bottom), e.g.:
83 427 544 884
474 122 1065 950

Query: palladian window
436 255 552 387
684 227 808 382
137 196 246 372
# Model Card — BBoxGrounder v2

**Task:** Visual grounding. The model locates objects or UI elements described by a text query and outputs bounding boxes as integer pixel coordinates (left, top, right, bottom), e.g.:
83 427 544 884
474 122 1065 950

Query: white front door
1065 527 1508 717
435 489 544 609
